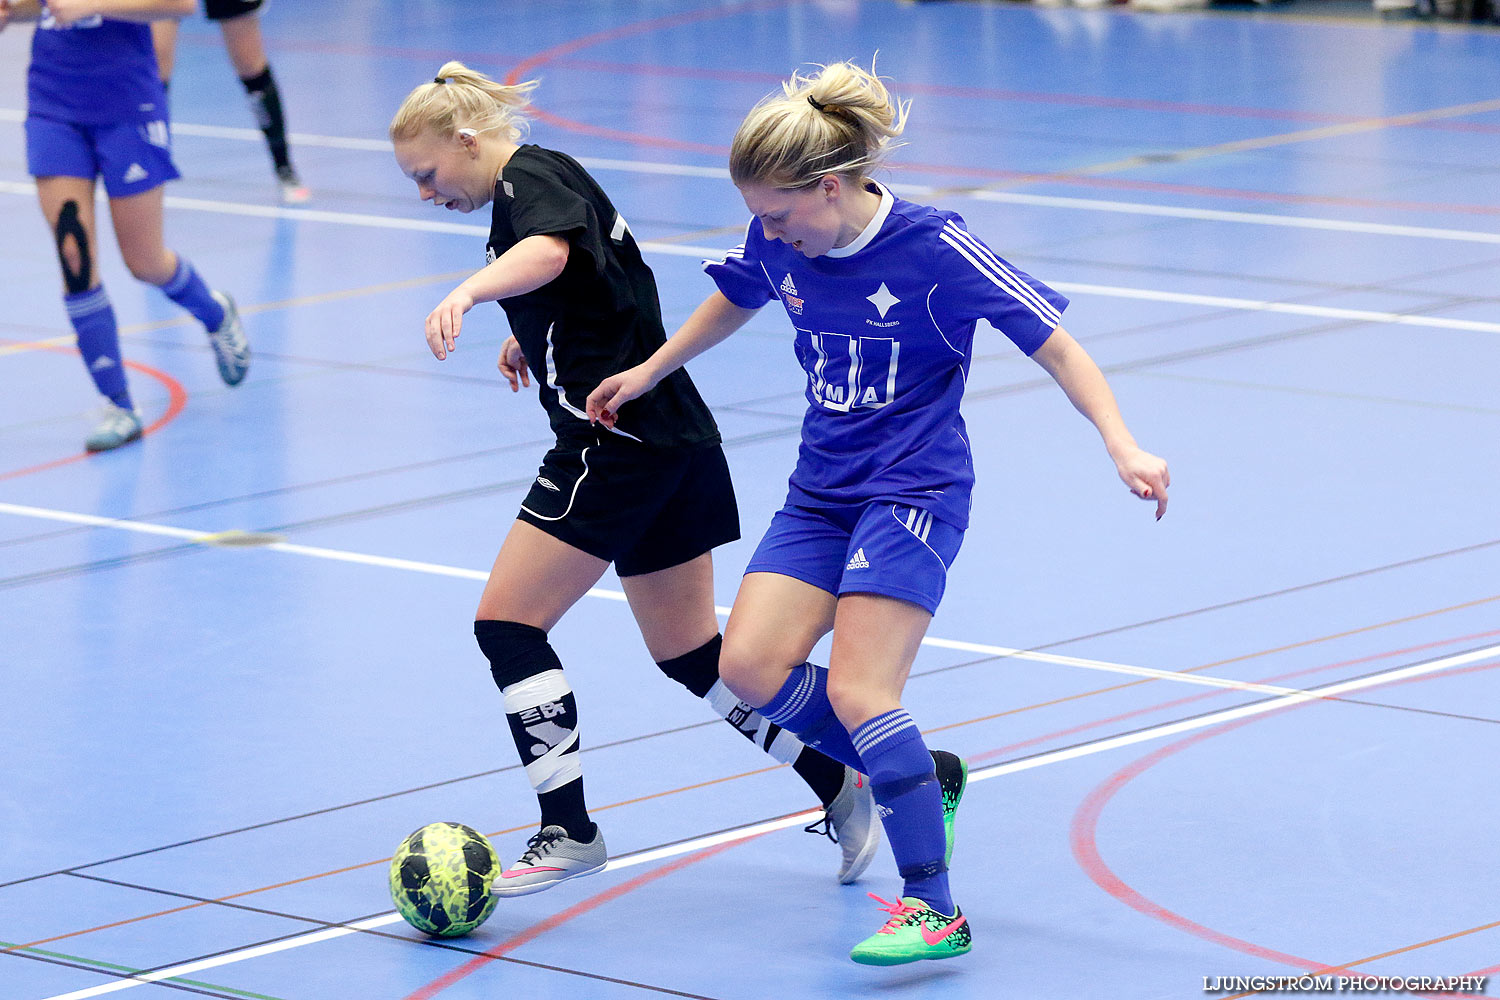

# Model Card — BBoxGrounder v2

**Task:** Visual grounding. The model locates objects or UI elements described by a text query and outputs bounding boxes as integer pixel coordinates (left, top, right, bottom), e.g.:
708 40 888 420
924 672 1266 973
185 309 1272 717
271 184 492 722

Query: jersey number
806 331 900 412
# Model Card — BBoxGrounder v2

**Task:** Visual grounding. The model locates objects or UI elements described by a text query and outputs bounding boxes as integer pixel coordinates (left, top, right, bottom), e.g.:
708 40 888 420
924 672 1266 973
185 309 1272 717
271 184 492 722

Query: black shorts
203 0 264 21
516 435 740 577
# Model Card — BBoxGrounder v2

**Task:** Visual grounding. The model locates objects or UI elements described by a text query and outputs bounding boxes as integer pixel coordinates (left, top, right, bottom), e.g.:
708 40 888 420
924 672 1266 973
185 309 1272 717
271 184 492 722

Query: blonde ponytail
729 59 908 189
390 61 539 143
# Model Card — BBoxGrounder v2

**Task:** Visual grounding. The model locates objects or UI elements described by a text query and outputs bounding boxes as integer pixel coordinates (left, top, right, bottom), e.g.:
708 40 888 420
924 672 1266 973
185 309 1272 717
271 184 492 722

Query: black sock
239 65 291 172
539 779 596 843
657 635 850 806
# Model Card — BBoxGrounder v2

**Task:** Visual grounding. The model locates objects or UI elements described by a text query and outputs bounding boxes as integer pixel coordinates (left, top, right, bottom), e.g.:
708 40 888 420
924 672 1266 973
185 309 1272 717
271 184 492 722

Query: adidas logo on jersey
845 547 871 570
779 274 804 315
877 804 894 819
537 477 560 492
122 163 148 184
89 356 116 372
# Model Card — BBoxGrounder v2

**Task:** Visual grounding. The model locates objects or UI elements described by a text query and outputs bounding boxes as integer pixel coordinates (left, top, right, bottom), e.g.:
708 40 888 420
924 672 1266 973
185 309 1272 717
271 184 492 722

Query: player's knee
124 251 173 286
52 200 92 294
474 619 563 690
717 632 784 707
826 672 887 730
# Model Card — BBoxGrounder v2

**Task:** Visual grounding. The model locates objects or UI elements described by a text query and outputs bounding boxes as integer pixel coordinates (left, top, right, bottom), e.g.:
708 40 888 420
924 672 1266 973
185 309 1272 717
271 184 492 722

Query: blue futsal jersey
703 183 1068 530
28 10 167 125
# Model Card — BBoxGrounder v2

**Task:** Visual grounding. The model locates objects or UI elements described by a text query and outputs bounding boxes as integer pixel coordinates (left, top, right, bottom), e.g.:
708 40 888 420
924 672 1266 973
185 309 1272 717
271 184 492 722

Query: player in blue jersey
3 0 250 452
588 61 1170 966
388 62 879 898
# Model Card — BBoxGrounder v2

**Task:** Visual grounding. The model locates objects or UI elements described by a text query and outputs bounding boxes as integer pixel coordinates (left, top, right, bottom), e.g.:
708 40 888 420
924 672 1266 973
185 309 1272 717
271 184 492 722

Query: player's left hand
425 288 474 360
497 336 530 392
1116 447 1170 520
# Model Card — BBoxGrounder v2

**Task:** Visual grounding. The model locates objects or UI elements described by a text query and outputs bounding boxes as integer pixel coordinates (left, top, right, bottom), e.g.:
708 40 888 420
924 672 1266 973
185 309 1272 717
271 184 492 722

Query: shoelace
802 809 839 844
867 893 923 934
518 829 564 866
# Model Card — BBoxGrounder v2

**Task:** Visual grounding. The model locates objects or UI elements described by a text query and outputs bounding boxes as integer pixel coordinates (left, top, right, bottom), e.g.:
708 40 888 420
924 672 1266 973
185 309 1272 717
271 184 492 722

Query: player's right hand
586 366 657 428
497 336 530 392
425 287 474 360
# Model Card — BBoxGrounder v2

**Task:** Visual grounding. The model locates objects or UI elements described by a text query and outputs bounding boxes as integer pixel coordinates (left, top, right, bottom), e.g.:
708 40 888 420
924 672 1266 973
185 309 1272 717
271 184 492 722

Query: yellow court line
0 270 473 360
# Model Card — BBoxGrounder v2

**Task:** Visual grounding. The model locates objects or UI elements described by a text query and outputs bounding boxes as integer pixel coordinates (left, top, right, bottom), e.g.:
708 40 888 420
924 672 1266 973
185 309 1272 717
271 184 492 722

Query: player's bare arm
1031 325 1171 520
45 0 194 26
586 291 759 426
426 234 569 360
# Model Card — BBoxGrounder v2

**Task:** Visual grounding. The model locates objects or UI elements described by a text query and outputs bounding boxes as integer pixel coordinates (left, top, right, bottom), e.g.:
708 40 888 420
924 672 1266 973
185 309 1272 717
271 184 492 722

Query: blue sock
758 663 864 772
852 709 952 913
67 287 131 409
157 254 224 331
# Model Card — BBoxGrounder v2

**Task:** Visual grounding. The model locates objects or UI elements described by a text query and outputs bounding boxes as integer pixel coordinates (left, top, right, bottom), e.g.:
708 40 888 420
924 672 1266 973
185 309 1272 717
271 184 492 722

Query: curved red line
0 351 190 482
504 0 791 86
1070 657 1500 981
403 838 743 1000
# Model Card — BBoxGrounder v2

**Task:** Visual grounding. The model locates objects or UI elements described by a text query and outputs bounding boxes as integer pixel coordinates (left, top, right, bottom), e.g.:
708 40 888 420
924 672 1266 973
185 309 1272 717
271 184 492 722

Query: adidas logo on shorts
122 163 148 184
845 547 871 570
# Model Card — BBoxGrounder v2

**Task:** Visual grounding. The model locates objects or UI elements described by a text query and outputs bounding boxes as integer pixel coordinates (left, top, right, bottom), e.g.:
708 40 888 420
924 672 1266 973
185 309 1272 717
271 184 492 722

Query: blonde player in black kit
389 62 878 896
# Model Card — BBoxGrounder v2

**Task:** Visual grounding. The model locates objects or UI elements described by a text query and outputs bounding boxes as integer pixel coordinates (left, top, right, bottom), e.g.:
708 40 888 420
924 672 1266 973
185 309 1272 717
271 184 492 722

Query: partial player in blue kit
3 0 250 451
151 0 309 204
588 60 1170 966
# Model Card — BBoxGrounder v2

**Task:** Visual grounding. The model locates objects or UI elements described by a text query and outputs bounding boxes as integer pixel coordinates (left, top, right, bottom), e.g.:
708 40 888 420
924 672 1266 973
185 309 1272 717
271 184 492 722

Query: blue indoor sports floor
2 2 1498 998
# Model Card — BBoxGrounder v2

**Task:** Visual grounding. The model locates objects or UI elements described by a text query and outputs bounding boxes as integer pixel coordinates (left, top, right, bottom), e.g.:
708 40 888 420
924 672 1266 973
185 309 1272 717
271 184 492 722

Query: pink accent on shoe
501 866 564 878
868 893 923 934
920 915 967 946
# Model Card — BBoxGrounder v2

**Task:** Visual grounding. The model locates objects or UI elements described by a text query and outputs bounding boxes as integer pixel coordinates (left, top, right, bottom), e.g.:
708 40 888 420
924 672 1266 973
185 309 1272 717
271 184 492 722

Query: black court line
0 949 248 1000
13 647 1499 998
56 871 729 999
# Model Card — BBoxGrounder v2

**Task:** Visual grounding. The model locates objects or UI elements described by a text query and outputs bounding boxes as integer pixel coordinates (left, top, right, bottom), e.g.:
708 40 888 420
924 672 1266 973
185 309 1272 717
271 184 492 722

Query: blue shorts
26 115 181 198
744 502 964 614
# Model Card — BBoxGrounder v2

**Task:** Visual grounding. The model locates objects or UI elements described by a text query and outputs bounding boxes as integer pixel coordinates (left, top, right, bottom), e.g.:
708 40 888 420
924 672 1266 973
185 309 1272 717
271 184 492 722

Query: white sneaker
207 290 250 386
807 766 881 884
491 825 608 897
277 165 310 205
85 402 143 452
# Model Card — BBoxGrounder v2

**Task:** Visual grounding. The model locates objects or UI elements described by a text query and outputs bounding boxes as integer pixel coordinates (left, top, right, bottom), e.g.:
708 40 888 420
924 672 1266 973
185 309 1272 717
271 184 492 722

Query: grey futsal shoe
491 824 608 897
85 402 143 452
207 290 250 386
810 766 881 884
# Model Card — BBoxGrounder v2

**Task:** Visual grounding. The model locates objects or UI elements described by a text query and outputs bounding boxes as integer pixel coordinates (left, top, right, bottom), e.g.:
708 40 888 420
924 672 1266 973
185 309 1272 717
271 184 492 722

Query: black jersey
486 145 720 448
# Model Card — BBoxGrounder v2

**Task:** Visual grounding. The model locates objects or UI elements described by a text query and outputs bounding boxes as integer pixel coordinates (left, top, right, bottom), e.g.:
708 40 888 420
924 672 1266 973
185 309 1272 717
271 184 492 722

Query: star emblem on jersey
866 282 900 319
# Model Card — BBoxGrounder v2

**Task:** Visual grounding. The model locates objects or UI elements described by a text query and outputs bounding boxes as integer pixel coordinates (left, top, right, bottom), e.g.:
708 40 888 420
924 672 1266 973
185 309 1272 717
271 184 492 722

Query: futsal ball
388 822 500 937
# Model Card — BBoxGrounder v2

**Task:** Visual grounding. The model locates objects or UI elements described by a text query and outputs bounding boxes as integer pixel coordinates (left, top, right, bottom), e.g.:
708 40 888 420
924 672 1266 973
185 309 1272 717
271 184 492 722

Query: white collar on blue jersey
825 181 894 259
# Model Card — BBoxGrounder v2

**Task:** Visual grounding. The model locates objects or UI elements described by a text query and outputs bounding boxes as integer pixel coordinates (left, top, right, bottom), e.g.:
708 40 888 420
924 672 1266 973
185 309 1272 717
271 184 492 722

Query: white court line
0 500 1312 697
2 180 1496 337
35 639 1500 1000
4 109 1500 246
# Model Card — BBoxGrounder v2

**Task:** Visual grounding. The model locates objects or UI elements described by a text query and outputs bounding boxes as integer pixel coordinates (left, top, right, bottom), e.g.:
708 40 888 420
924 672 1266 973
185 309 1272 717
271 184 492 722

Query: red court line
547 56 1500 136
1070 658 1500 995
0 349 189 482
501 16 1500 219
402 838 746 1000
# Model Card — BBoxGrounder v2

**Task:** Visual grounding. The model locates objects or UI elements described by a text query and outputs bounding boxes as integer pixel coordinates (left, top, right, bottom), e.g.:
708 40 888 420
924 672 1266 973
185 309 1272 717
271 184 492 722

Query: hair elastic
434 76 447 85
807 95 827 112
